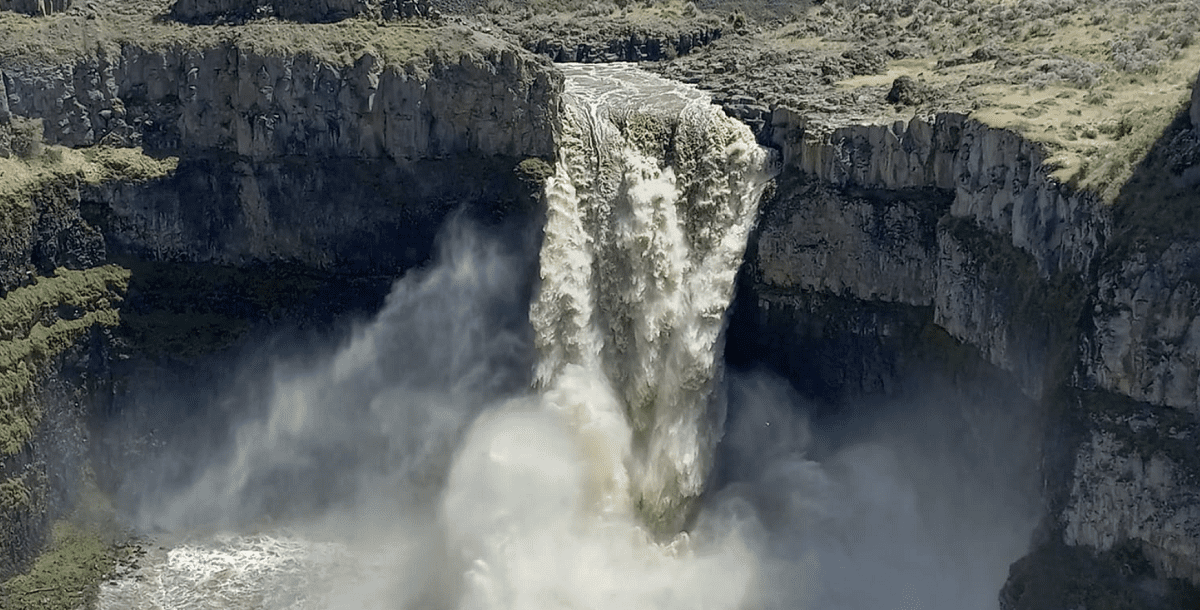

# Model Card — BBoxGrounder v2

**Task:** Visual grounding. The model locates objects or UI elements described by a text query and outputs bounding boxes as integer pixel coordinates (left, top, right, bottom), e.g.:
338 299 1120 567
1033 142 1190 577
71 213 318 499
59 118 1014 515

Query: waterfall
530 64 773 533
99 64 780 610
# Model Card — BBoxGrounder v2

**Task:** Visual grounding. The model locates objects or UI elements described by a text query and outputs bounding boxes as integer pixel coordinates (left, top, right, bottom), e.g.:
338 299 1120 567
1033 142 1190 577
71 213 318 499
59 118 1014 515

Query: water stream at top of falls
97 64 774 610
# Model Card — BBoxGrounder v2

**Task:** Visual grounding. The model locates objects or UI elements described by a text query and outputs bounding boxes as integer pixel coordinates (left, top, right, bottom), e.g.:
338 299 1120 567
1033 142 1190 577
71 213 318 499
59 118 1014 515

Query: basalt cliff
1 1 1199 608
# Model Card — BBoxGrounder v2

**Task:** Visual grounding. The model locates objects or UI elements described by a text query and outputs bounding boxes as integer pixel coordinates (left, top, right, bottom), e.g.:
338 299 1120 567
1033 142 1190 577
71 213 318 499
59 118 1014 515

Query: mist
94 212 1042 610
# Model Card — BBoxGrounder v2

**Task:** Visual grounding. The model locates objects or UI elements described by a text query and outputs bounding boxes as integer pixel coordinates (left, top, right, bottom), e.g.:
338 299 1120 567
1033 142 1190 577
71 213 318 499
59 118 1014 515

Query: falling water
96 64 1038 610
98 64 774 610
530 63 773 533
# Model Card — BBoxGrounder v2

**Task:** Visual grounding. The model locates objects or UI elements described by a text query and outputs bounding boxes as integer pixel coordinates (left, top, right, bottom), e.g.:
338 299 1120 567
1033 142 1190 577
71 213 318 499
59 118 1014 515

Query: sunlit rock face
0 0 71 16
2 41 558 160
1192 69 1200 138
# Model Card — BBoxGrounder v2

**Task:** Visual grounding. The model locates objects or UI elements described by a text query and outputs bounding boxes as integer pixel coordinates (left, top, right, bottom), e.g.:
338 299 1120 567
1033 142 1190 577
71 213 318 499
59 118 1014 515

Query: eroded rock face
1064 428 1200 584
1192 69 1200 138
0 0 71 16
0 71 11 158
1085 244 1200 413
953 121 1108 277
756 102 1200 588
770 109 1110 279
3 40 559 161
755 179 944 306
170 0 434 23
769 110 960 192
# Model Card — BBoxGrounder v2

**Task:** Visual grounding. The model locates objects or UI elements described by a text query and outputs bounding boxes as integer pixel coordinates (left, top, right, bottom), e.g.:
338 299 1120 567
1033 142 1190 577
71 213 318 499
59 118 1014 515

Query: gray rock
885 75 927 106
0 70 10 125
2 39 559 160
1064 429 1200 584
1084 243 1200 413
1192 68 1200 137
172 0 426 23
755 181 941 307
0 72 9 158
0 0 71 16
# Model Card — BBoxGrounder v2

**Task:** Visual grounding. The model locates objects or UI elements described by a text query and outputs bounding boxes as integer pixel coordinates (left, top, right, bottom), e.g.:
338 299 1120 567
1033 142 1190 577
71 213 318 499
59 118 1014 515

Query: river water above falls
98 64 1039 610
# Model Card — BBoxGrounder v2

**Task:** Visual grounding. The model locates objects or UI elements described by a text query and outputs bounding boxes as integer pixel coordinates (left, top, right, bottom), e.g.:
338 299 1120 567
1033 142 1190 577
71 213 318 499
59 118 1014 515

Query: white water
99 64 1038 610
531 63 772 532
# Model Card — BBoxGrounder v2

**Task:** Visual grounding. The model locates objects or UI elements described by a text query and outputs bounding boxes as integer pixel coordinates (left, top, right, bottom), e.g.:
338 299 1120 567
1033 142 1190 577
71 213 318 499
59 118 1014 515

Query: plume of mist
715 369 1043 610
100 215 1042 610
119 215 538 533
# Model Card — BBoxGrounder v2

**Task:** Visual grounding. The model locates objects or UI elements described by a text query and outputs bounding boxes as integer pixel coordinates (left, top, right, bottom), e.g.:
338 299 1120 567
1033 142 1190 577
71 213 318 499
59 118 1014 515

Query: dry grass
759 0 1200 203
0 0 484 68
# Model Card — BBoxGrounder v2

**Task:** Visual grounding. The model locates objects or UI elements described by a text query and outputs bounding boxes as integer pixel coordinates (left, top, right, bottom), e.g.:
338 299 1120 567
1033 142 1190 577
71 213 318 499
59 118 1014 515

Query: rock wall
526 25 722 63
0 0 71 16
1192 69 1200 138
1 34 558 269
755 177 945 307
1064 425 1200 584
1085 244 1200 413
3 39 558 162
763 110 1104 397
171 0 435 23
0 266 126 579
83 155 534 271
755 104 1200 594
769 109 1109 278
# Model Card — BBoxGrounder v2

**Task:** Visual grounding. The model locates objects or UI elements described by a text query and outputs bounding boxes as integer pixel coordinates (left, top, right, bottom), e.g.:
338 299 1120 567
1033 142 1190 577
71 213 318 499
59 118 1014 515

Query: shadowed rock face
170 0 435 23
0 0 71 16
1192 69 1200 138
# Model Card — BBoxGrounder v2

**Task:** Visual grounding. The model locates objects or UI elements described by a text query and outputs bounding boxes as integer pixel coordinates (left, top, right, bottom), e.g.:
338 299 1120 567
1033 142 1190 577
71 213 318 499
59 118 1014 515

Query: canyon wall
1 14 1198 604
2 30 558 271
0 30 559 577
748 92 1200 600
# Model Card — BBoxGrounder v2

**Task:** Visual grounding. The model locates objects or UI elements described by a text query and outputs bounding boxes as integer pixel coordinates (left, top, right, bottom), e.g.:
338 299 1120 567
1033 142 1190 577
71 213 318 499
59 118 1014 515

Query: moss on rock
0 266 129 457
0 521 120 610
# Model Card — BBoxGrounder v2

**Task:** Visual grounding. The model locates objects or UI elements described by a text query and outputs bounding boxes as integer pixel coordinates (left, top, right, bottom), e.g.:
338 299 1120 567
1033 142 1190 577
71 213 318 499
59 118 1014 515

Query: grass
0 0 495 69
749 0 1200 205
0 266 130 458
0 145 177 210
0 521 122 610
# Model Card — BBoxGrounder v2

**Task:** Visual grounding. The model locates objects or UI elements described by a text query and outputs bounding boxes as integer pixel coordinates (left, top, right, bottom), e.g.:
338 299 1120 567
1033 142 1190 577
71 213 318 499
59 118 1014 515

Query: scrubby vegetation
0 0 467 67
0 521 125 610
